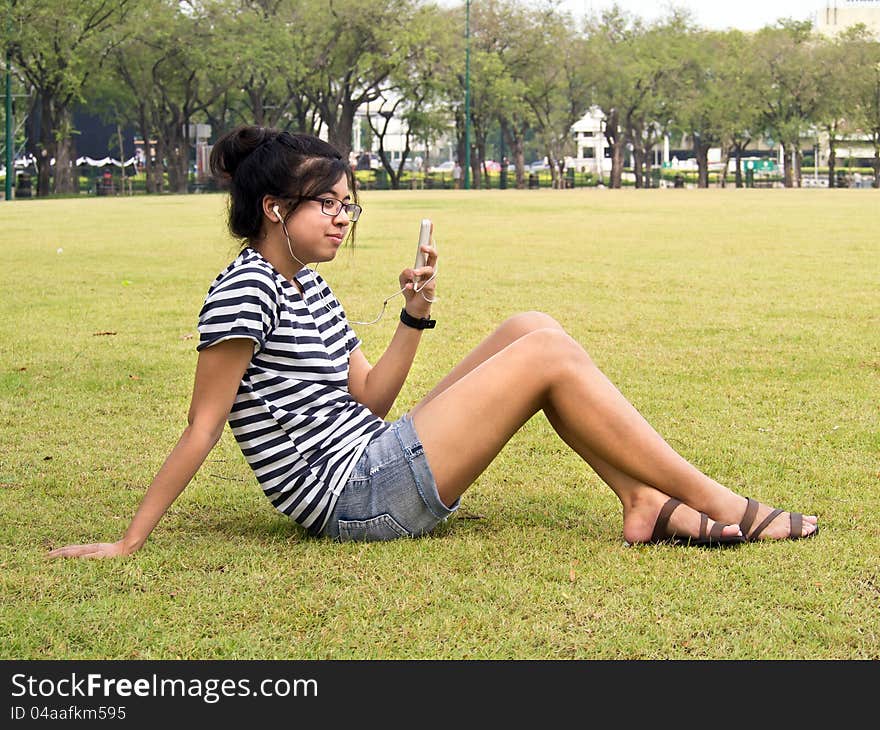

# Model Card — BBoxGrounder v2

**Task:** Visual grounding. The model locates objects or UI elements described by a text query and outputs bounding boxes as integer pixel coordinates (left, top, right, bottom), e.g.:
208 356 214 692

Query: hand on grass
47 540 129 559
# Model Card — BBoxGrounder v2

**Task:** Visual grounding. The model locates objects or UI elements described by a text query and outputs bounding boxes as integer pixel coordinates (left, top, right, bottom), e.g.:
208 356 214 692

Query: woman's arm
348 241 437 418
47 338 255 559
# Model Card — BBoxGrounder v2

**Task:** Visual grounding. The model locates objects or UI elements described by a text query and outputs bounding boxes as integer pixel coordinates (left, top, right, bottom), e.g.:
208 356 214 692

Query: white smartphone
414 218 432 284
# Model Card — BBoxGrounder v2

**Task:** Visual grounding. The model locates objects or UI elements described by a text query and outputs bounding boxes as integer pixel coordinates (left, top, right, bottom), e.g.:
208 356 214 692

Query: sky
559 1 825 31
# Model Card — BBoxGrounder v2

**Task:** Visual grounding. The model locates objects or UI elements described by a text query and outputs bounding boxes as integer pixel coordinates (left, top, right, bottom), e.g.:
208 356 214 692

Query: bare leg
412 313 817 541
414 313 737 541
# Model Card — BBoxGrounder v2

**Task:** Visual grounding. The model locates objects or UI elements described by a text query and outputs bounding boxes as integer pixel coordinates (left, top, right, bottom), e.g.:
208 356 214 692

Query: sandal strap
709 520 729 539
749 508 783 540
652 498 682 542
740 497 760 535
789 512 803 538
699 512 708 540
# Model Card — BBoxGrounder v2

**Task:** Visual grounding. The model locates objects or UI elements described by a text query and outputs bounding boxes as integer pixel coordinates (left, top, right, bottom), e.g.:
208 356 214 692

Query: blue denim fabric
320 413 459 541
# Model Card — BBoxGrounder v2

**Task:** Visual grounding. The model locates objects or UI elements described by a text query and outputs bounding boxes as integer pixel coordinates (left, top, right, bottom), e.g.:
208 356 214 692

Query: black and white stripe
198 247 389 534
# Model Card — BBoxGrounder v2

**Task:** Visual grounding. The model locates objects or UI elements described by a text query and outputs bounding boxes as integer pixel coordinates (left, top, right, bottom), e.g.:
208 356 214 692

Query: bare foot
622 488 743 545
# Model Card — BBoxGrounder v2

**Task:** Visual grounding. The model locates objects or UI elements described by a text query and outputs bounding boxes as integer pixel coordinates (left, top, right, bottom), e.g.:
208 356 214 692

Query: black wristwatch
400 308 436 330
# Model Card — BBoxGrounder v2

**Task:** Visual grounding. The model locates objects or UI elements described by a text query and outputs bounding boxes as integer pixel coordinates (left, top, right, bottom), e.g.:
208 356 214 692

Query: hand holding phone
413 218 432 285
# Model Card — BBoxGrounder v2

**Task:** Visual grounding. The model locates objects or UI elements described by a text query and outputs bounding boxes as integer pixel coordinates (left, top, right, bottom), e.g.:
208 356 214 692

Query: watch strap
400 308 436 330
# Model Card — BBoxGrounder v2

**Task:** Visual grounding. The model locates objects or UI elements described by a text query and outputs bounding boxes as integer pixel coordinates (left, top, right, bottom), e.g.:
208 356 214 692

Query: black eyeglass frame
302 195 363 221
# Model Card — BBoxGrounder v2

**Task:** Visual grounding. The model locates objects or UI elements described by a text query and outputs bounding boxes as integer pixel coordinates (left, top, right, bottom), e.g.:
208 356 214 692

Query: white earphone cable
349 268 437 326
273 204 435 327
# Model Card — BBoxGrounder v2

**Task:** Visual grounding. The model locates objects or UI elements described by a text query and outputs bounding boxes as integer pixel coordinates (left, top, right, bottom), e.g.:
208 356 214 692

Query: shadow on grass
164 501 496 546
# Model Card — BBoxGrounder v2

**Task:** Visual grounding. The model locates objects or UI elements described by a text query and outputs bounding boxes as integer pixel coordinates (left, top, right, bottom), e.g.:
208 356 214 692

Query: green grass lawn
1 188 878 659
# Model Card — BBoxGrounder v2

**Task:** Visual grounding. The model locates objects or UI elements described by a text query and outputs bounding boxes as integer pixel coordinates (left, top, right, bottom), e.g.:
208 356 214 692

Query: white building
351 95 455 169
815 0 880 37
570 106 612 174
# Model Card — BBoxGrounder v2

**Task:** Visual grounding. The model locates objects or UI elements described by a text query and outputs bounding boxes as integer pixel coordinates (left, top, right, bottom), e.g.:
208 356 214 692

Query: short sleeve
344 319 361 354
197 265 279 353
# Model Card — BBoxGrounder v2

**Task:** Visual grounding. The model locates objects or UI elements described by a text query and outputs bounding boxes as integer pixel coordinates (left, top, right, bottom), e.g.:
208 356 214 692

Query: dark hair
210 125 357 245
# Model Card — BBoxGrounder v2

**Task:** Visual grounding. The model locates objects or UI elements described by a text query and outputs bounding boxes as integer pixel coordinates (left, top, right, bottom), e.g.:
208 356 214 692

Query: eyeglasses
304 196 362 222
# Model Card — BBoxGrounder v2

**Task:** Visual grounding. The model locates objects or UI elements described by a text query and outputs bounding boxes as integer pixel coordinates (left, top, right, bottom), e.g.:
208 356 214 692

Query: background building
571 108 612 174
816 0 880 36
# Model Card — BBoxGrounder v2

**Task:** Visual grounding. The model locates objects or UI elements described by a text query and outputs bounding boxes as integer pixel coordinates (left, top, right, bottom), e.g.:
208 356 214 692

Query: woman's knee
499 311 563 341
518 327 589 375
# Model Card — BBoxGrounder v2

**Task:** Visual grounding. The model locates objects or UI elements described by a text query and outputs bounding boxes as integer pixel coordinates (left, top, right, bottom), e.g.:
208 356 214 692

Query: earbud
272 204 282 222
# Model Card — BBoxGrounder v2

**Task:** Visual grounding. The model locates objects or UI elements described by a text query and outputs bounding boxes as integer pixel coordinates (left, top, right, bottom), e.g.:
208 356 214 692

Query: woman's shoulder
209 248 281 293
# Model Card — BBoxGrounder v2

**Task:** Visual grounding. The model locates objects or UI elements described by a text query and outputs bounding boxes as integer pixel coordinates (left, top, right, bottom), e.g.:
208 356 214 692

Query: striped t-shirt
197 247 390 534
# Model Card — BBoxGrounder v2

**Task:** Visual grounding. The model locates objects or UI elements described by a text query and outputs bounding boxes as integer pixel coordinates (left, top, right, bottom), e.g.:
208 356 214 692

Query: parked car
355 152 382 171
430 160 455 173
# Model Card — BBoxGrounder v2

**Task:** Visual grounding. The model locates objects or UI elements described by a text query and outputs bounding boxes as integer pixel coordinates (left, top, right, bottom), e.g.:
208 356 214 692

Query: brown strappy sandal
640 497 746 548
739 497 818 541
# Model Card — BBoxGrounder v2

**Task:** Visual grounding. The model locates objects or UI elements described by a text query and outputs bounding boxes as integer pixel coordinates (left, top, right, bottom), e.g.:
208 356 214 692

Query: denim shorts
320 413 459 542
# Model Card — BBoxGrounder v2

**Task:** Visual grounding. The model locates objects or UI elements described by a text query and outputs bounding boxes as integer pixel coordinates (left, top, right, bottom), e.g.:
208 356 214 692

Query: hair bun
210 125 276 181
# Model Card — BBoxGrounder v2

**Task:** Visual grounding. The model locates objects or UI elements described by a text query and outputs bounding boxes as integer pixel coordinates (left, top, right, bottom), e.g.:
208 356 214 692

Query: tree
753 20 823 188
585 7 665 188
445 0 518 189
470 0 543 189
110 0 240 193
811 28 862 188
521 5 591 189
848 32 880 188
367 3 449 188
713 31 766 188
673 29 743 188
208 0 318 135
8 0 132 196
625 12 692 188
297 0 421 160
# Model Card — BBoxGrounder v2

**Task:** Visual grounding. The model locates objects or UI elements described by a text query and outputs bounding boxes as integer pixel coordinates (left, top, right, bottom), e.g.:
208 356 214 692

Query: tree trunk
604 110 623 189
153 137 167 194
734 146 743 188
609 141 623 188
547 151 559 189
502 121 527 190
327 101 355 161
782 142 794 188
136 106 161 194
513 139 525 189
52 131 76 195
873 136 880 188
694 138 710 188
164 124 189 194
733 138 751 188
828 138 837 188
34 93 77 195
719 143 732 189
470 144 482 189
632 144 645 188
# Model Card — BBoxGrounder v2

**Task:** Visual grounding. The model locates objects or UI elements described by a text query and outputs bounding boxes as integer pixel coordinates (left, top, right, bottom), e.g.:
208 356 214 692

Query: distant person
453 161 462 189
49 125 817 559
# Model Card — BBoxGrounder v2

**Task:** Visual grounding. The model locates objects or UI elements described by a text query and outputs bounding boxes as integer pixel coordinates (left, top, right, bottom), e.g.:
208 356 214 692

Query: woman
49 125 817 558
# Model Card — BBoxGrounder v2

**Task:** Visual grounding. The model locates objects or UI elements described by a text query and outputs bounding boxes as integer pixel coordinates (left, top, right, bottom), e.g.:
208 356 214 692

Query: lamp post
5 3 12 201
464 0 471 190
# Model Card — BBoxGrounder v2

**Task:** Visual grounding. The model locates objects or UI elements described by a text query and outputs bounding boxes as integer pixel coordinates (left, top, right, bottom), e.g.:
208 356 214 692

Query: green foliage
9 0 132 194
8 0 880 198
